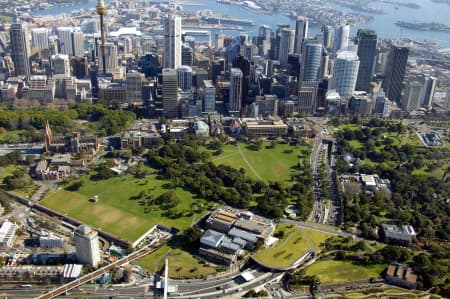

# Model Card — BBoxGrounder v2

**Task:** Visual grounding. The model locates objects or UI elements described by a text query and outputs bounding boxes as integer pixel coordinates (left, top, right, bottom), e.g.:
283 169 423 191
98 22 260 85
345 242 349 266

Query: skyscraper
98 42 118 74
162 68 179 118
294 16 308 54
52 54 71 76
300 39 322 82
279 28 295 68
382 44 409 104
321 25 334 51
126 72 143 104
177 65 193 91
355 29 378 92
10 23 31 79
331 49 360 99
298 80 319 115
71 28 84 57
229 68 243 114
164 15 182 69
56 27 73 56
421 75 437 110
74 225 100 267
333 24 350 57
31 28 49 58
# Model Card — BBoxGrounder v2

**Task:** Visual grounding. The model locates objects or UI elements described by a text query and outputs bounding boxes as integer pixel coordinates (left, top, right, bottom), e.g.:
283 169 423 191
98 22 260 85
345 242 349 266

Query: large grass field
305 260 385 284
136 244 219 279
41 171 210 242
253 224 312 268
211 142 310 183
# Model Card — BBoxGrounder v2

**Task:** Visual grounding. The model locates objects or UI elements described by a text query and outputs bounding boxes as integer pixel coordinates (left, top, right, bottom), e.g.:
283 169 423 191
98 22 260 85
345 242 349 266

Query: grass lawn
41 172 209 242
211 142 309 183
253 224 311 268
302 228 333 249
136 244 219 279
305 260 385 284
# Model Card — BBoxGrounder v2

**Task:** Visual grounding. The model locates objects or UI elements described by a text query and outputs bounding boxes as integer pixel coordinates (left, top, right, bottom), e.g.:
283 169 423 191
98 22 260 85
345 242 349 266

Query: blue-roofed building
220 240 241 254
200 229 225 248
228 227 258 249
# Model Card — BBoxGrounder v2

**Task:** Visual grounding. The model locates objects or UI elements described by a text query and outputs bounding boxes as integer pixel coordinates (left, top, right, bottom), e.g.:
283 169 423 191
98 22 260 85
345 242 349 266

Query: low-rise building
0 219 17 247
243 118 288 137
40 231 64 249
380 224 413 246
386 262 417 289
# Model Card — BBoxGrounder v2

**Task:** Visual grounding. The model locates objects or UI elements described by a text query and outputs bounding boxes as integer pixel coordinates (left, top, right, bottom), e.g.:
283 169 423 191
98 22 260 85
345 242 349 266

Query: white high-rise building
298 80 319 115
279 28 295 68
57 27 84 56
331 49 360 99
31 28 49 57
99 42 118 74
52 54 71 75
57 27 73 56
72 28 84 57
333 24 350 57
177 65 193 91
164 15 182 69
294 16 308 54
74 225 100 267
229 68 243 114
162 68 179 118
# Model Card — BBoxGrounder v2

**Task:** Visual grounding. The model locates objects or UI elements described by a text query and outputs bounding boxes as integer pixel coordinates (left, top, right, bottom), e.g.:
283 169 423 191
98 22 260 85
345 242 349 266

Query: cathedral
44 121 99 154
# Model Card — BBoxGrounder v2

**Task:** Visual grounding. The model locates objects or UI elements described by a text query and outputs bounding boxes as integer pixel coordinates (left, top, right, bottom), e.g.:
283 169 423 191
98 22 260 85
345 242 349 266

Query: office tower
382 44 409 104
298 80 319 115
56 27 73 55
162 68 179 118
333 24 350 57
321 25 333 50
126 72 143 104
74 225 100 267
140 53 158 77
181 44 193 66
300 39 322 82
259 25 272 40
279 28 295 68
373 90 391 117
10 23 31 79
202 80 216 112
355 29 378 92
287 54 301 79
331 49 360 99
72 28 84 57
229 68 243 114
96 0 107 74
402 80 422 112
232 55 250 106
177 65 193 91
31 28 49 57
98 42 118 74
52 54 71 75
28 75 55 103
320 50 330 80
71 57 89 79
421 75 437 110
294 16 308 54
164 15 182 69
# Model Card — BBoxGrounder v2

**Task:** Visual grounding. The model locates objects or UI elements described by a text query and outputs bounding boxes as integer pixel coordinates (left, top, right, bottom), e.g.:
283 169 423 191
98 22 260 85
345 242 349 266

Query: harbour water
33 0 450 48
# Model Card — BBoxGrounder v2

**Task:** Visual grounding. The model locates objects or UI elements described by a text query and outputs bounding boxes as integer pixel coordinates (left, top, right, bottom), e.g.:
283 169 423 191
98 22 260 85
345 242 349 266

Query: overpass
37 239 169 299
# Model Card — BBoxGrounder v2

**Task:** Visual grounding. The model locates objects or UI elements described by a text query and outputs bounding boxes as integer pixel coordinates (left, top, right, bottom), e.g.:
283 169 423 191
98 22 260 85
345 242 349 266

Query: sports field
41 172 210 242
305 260 385 284
211 142 310 182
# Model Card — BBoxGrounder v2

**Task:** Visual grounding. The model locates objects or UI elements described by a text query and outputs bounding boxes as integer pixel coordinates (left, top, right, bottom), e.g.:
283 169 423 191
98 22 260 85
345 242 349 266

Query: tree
184 227 203 246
